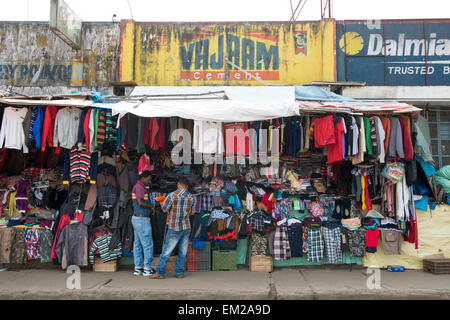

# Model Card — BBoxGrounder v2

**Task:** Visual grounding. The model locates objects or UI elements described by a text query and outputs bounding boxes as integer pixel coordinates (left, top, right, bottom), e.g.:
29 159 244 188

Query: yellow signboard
120 21 336 86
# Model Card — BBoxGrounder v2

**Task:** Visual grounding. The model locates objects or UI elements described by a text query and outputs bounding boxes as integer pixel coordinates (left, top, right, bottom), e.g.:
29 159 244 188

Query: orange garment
361 176 366 210
379 116 391 152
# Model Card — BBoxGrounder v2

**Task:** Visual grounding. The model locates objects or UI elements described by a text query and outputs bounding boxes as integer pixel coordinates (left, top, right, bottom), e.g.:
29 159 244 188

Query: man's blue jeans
156 228 190 277
131 216 154 271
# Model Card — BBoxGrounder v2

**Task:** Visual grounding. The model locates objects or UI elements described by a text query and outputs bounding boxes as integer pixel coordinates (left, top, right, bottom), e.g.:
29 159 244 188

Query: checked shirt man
150 177 195 279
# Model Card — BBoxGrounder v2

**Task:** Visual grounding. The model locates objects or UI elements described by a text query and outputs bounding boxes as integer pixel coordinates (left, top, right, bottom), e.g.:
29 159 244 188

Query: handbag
382 162 405 184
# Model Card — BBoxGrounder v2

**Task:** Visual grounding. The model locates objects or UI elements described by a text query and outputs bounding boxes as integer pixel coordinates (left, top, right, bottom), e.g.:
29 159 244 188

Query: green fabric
435 176 450 194
137 117 146 153
363 117 372 155
273 251 362 267
435 166 450 193
436 165 450 180
290 209 310 220
94 108 100 148
236 238 248 265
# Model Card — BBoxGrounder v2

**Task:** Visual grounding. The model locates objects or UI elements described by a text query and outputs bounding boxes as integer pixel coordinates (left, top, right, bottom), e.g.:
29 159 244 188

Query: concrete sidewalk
0 266 450 300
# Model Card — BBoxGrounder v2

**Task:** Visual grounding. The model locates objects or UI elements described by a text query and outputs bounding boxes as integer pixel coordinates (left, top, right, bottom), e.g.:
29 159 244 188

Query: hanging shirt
144 117 159 150
326 117 345 163
223 122 250 156
62 146 92 184
138 153 152 175
88 109 96 152
351 116 359 156
387 117 405 160
399 118 414 161
352 116 366 165
374 116 386 163
32 106 45 149
83 109 92 151
53 106 82 149
41 105 59 151
88 232 122 264
0 107 29 153
121 113 139 151
363 117 373 156
314 115 335 148
157 117 168 151
193 120 225 154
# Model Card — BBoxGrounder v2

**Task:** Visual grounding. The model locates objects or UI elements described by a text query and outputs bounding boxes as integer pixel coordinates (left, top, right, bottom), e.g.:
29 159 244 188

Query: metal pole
328 0 331 18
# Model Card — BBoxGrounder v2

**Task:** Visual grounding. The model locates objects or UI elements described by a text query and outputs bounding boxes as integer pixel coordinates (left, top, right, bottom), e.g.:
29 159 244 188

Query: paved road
0 266 449 299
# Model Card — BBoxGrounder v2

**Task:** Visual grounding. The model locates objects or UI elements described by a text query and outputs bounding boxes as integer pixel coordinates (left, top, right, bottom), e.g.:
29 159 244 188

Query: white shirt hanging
193 120 225 154
53 106 82 149
0 107 29 153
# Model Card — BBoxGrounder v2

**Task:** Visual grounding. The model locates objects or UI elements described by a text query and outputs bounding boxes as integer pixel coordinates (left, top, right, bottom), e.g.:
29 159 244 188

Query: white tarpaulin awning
96 86 299 122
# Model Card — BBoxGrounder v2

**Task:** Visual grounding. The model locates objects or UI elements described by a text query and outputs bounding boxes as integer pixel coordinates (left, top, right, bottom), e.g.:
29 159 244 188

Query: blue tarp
295 86 359 102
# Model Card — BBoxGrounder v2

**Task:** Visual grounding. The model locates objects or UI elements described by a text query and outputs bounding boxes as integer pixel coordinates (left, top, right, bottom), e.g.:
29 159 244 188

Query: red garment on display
144 118 159 150
314 115 335 148
399 118 414 161
365 229 380 251
158 118 168 152
138 153 151 175
405 211 419 249
41 106 59 151
83 109 92 151
223 122 250 156
326 117 345 163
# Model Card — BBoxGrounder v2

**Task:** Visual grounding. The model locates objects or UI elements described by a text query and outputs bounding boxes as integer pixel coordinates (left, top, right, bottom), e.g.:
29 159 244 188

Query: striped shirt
68 146 91 184
88 233 122 264
162 188 196 231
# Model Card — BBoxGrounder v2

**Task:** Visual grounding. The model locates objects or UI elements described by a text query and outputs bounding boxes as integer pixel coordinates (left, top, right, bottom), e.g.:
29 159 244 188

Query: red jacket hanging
399 118 414 161
326 117 345 163
41 105 59 151
83 109 92 151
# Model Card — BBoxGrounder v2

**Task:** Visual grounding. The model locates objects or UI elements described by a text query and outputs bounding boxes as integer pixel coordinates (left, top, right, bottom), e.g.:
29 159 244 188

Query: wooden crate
154 255 177 273
423 258 450 274
93 256 118 272
250 256 273 272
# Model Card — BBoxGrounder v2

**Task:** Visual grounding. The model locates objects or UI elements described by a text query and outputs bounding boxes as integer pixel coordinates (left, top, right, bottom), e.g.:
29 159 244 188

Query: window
425 107 450 169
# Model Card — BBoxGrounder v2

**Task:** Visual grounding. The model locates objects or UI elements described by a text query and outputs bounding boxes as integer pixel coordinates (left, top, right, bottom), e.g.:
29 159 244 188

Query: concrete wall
342 86 450 106
0 21 120 92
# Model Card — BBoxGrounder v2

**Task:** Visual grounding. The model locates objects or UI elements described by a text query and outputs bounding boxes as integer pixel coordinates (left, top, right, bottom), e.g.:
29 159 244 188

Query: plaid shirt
322 227 342 264
273 225 291 260
247 210 266 233
307 228 324 263
162 188 196 231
